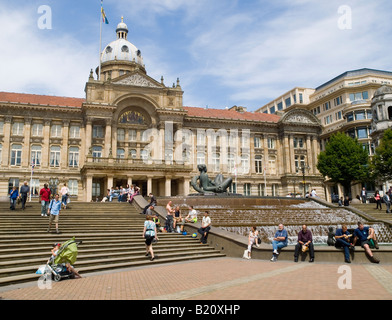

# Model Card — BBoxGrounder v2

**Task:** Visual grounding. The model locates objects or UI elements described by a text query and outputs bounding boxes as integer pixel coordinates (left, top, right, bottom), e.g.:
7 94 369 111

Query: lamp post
299 165 310 197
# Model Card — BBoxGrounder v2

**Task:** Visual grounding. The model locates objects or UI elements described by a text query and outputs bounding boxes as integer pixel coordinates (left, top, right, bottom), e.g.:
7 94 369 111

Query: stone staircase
350 202 392 224
0 201 225 286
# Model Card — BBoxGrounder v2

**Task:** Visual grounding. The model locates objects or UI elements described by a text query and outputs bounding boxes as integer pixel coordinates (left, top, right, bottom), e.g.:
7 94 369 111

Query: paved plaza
1 257 391 301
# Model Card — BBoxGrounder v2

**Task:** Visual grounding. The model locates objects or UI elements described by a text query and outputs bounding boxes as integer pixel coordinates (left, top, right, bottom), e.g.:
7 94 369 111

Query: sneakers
370 256 380 264
270 256 277 262
273 249 279 255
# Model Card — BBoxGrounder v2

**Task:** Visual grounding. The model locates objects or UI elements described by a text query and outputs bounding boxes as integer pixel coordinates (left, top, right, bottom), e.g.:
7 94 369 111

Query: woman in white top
246 226 259 259
143 215 158 261
60 183 69 209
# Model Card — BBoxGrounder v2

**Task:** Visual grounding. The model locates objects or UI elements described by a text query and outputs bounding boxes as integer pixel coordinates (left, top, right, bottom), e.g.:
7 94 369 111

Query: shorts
360 240 370 248
145 235 154 246
49 214 59 223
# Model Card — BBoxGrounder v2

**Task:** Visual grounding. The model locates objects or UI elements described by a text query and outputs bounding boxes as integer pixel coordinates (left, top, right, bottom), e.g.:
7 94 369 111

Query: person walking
47 194 62 234
374 191 382 210
60 183 69 210
20 181 30 210
383 192 391 213
143 215 158 261
361 187 367 204
9 186 19 210
39 183 51 217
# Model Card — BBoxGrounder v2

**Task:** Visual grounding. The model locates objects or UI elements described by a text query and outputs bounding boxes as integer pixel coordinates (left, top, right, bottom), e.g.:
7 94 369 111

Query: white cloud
0 5 96 98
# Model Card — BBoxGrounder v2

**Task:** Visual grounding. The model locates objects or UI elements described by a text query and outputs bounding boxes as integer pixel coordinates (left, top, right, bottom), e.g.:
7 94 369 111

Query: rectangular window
129 129 137 141
254 137 261 148
31 123 43 136
267 138 275 149
285 97 291 108
277 102 283 111
51 124 62 137
356 127 368 139
12 122 24 135
299 93 303 104
93 125 104 138
255 155 263 173
355 111 366 120
31 145 42 166
258 184 265 196
69 126 80 138
68 179 78 196
10 144 22 166
271 184 279 197
227 153 235 173
241 154 250 174
243 183 251 196
92 146 102 159
117 128 125 141
69 147 79 167
270 106 276 114
212 153 220 172
30 179 40 196
50 146 61 167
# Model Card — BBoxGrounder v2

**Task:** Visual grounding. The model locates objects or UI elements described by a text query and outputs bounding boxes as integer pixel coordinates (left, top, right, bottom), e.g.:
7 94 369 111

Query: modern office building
257 68 392 199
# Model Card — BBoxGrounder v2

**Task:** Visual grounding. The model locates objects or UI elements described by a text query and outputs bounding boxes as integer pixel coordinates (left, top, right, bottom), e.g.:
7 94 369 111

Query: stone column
22 117 32 168
263 134 269 175
85 118 92 155
289 135 296 174
85 175 93 202
1 116 12 167
107 175 114 191
104 119 112 158
41 120 51 168
183 177 190 196
306 135 313 174
61 120 70 169
165 176 171 197
147 176 153 195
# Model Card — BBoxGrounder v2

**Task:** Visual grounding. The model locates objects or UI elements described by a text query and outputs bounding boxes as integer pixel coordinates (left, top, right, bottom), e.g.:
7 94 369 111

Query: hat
53 243 61 247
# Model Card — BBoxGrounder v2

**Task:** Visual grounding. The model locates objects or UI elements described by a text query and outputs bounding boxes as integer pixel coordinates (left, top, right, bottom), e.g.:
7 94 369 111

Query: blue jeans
41 200 49 216
335 238 351 261
272 240 287 252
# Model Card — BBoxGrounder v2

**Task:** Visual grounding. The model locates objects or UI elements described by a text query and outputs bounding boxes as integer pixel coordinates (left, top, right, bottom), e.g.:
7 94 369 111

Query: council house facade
1 19 327 201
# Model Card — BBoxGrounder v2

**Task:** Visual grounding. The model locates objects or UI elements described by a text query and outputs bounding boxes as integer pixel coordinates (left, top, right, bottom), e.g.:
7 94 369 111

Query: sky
0 0 391 112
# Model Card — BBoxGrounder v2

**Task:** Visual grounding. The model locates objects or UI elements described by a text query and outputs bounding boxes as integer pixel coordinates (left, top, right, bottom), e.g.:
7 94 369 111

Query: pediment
112 73 163 89
280 110 320 126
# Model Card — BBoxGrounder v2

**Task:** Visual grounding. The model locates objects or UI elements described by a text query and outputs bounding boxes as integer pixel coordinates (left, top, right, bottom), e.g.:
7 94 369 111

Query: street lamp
299 165 310 197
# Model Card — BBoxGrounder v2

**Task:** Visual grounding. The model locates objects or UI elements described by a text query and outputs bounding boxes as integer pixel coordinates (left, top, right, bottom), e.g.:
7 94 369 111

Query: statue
191 164 233 194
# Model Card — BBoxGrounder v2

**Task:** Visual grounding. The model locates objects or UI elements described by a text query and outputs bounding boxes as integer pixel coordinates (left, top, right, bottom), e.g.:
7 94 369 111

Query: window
117 148 125 159
51 124 62 137
356 127 368 139
255 155 263 173
323 102 331 111
229 182 237 194
30 179 40 196
258 183 265 196
227 153 235 173
346 112 354 122
141 149 149 161
0 121 3 134
93 125 104 138
92 146 102 158
197 131 205 145
334 96 343 106
50 146 61 167
197 152 205 165
31 145 42 166
92 182 101 198
129 129 137 141
130 149 137 159
355 111 366 120
241 154 250 174
10 144 22 166
270 106 276 114
299 93 303 104
254 137 261 148
285 97 291 108
243 183 251 196
267 138 275 149
212 153 220 172
68 180 78 196
277 102 283 111
349 91 368 102
165 148 173 162
117 128 125 141
69 126 80 138
293 137 304 149
335 111 342 121
12 122 24 135
271 184 279 197
31 123 43 136
69 147 79 167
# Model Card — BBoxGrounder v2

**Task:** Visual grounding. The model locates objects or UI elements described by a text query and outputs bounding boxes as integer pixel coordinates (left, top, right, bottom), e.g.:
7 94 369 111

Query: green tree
371 128 392 183
317 132 369 196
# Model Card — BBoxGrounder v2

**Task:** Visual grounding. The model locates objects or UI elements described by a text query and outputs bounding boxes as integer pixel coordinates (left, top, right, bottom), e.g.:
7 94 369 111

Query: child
50 243 82 279
9 186 19 210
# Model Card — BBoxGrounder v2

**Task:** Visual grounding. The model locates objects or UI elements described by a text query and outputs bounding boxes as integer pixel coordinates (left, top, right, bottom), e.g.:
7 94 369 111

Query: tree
317 132 370 196
371 128 392 183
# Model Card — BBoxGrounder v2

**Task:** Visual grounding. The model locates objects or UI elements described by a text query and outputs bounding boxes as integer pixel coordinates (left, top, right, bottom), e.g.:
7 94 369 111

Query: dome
100 17 144 66
374 85 392 97
101 39 143 64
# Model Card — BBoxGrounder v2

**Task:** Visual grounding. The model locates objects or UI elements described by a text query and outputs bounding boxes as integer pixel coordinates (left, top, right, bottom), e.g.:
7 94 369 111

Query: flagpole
99 1 103 80
29 162 34 202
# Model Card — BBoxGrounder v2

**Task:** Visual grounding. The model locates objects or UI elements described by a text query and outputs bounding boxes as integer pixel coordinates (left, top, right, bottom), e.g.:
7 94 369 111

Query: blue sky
0 0 391 111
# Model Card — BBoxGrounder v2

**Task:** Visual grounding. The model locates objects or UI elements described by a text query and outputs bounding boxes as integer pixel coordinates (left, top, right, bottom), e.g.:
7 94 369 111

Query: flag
101 1 109 24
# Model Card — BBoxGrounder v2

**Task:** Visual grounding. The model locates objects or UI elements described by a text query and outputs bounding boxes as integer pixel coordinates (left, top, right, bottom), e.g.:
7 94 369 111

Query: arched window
118 110 146 125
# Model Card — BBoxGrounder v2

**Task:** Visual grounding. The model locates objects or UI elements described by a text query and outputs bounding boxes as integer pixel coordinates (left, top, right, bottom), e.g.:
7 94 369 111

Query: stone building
0 19 324 201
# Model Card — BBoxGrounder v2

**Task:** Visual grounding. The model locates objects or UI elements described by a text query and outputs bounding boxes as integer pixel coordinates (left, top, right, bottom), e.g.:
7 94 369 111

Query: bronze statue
191 164 232 194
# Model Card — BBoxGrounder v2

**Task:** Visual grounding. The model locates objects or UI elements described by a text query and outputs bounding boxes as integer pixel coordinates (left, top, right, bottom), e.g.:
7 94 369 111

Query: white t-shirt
60 186 69 196
202 216 211 228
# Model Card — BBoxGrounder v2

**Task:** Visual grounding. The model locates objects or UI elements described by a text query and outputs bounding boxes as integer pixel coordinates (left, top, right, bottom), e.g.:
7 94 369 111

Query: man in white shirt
198 211 211 244
185 205 198 223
